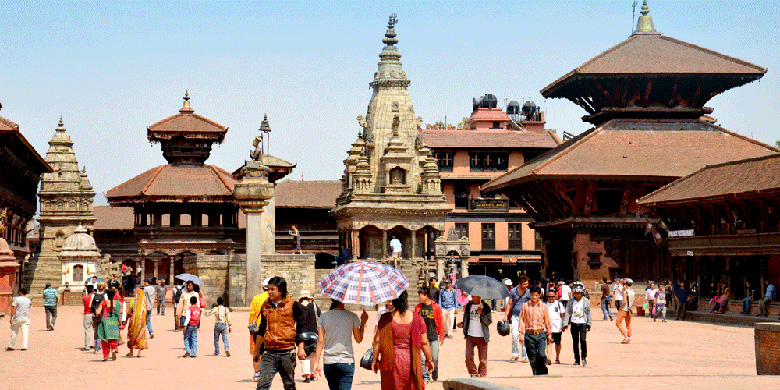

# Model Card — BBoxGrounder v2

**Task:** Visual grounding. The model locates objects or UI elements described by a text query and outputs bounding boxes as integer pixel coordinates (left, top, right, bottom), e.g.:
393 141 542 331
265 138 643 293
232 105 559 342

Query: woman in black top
296 290 321 383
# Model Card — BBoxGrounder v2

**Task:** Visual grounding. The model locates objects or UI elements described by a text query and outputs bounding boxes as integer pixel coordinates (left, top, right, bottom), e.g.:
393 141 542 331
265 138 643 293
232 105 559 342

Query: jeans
422 339 439 381
510 315 528 360
8 318 29 349
523 332 548 375
742 297 752 313
601 297 612 320
465 336 488 377
83 314 93 348
257 351 297 390
184 325 198 356
323 362 355 390
570 323 587 362
146 310 153 335
157 299 165 315
676 301 688 320
214 323 229 354
646 300 654 316
653 305 667 321
45 306 57 328
441 308 456 336
93 322 101 352
759 297 771 316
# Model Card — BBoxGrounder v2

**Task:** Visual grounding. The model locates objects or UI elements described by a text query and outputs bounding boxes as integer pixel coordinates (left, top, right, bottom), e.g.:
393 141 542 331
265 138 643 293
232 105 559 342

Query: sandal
554 360 560 364
5 347 14 351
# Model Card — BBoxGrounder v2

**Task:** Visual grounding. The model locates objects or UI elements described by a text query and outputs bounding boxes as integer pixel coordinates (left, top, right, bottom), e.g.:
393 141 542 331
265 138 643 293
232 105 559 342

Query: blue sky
1 1 778 205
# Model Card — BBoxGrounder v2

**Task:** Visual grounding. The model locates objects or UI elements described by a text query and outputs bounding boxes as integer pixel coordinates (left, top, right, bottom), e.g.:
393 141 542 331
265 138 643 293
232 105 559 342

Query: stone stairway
22 254 63 305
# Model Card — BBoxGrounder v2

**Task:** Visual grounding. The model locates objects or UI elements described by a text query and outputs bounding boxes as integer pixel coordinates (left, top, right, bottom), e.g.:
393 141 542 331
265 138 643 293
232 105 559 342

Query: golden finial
58 115 63 127
180 90 193 113
635 0 657 34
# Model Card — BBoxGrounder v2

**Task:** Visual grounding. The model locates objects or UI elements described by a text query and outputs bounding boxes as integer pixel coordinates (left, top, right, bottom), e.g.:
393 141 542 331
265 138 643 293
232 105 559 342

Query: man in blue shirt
503 275 530 362
673 282 691 321
42 282 58 330
758 280 776 317
438 279 460 339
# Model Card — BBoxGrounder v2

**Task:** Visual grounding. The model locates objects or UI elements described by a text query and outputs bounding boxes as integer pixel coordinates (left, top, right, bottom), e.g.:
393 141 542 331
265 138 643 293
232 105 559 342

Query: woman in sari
372 291 434 390
126 287 148 357
96 289 122 361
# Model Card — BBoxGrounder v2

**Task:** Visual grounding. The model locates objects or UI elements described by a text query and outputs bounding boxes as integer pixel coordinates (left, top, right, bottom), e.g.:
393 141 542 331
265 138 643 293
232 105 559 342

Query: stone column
153 260 159 279
410 231 417 259
352 230 360 259
260 196 276 254
169 257 174 285
234 159 274 306
382 230 388 259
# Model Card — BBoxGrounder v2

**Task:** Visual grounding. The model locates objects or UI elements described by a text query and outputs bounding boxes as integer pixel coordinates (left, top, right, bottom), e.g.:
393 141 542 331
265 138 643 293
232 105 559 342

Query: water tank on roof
507 101 521 115
522 101 537 116
483 94 498 108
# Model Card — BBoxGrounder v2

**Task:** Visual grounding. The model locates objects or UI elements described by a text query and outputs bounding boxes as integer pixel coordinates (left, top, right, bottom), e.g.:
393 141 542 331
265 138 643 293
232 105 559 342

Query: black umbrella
455 275 510 300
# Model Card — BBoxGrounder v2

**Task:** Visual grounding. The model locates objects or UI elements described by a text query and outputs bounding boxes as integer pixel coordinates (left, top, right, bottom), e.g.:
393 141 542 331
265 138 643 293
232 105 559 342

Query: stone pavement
1 305 778 390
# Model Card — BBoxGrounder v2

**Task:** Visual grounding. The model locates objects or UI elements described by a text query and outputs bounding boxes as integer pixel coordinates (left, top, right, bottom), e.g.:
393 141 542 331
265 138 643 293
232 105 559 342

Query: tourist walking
172 281 185 330
295 290 319 382
96 289 122 361
562 284 591 366
616 278 635 344
182 296 201 357
414 287 445 383
203 296 232 357
600 278 613 321
143 278 156 338
653 282 667 322
674 282 692 320
457 293 492 378
544 290 564 364
741 281 755 314
504 275 529 362
428 278 440 304
42 282 58 331
249 278 270 382
518 286 552 375
314 299 369 390
255 277 306 390
438 279 459 339
389 235 402 268
290 225 302 254
559 281 571 309
155 279 166 315
81 285 94 350
6 288 31 351
613 279 624 316
646 283 657 317
758 280 776 317
125 286 148 357
372 290 434 389
91 283 107 354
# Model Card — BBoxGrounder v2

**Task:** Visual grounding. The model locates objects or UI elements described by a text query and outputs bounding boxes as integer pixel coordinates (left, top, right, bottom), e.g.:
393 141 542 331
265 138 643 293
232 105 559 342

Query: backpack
172 285 184 304
90 293 104 314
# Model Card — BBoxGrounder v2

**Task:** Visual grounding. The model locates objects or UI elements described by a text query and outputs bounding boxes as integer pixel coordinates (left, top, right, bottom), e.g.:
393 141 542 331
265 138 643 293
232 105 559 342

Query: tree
457 117 470 129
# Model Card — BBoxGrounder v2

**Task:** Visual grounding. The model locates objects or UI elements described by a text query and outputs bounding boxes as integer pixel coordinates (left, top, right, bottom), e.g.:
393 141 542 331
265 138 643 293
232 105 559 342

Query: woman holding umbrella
372 291 434 390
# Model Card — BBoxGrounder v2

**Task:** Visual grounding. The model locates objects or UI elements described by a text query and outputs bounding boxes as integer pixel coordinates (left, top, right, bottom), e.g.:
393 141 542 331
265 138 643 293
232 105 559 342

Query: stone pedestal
755 322 780 375
0 239 20 316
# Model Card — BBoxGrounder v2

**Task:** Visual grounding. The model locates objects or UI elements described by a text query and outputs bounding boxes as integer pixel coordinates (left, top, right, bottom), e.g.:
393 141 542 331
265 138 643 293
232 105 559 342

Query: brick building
421 97 560 280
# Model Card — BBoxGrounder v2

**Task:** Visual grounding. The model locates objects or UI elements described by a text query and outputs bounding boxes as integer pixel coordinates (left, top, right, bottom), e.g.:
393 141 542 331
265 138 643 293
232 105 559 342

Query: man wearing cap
562 284 591 366
42 282 58 331
616 278 635 344
249 278 271 382
438 279 460 339
143 278 156 339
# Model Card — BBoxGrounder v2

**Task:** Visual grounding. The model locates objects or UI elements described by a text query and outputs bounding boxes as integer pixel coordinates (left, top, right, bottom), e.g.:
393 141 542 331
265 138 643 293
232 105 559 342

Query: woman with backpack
95 289 122 361
296 290 321 383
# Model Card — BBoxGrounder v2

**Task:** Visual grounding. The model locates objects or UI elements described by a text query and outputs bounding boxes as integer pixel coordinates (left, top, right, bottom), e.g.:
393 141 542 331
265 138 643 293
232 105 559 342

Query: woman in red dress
372 291 434 390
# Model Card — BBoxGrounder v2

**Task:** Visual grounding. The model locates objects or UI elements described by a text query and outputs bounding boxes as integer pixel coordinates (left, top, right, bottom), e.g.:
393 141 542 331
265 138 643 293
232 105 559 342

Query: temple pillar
153 260 159 279
260 196 276 254
169 257 174 285
352 230 360 259
382 230 388 259
245 212 264 299
411 231 417 259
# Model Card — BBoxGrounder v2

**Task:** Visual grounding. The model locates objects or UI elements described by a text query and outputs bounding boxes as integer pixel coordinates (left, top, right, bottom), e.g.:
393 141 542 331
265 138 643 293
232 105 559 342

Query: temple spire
180 90 193 113
382 14 399 46
634 0 657 34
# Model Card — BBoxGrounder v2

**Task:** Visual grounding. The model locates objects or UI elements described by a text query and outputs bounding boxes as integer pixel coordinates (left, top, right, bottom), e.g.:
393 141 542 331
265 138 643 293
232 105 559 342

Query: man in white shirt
646 283 658 317
613 279 624 314
616 278 635 344
544 291 564 364
562 284 591 366
143 278 157 339
559 281 571 308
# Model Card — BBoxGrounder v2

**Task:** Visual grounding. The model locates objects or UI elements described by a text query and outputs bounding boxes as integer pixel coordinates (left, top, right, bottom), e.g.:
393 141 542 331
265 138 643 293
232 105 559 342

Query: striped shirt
518 300 552 336
203 305 231 326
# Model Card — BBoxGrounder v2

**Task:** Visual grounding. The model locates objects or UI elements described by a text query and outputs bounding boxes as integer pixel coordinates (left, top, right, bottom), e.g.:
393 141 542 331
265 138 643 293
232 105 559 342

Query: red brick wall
755 322 780 375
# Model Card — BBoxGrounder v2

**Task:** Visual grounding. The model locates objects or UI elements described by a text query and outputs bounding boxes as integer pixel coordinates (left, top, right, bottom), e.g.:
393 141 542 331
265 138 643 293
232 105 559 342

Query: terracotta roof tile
483 119 779 191
106 165 237 203
147 112 227 142
542 34 766 97
93 205 134 230
0 115 52 172
275 180 341 209
638 154 780 206
421 129 560 149
469 108 510 122
0 115 20 131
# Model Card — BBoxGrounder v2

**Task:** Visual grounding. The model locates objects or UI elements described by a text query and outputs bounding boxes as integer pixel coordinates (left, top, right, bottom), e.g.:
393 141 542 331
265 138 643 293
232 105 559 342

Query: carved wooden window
72 264 84 282
435 152 453 172
469 152 508 172
455 223 469 239
481 223 495 251
180 214 192 226
508 223 523 249
454 183 469 209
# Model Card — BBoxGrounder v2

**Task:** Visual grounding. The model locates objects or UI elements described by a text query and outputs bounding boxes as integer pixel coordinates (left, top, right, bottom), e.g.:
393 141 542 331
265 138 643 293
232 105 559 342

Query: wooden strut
517 184 551 222
538 180 575 217
525 182 564 221
582 181 595 217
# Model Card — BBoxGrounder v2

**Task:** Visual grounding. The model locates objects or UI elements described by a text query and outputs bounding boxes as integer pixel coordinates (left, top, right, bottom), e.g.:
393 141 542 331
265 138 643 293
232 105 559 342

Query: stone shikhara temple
332 15 450 271
483 2 778 286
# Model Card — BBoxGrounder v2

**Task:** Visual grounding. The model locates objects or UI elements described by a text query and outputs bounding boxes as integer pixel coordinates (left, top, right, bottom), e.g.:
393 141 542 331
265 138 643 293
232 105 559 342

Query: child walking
182 296 201 357
203 296 231 357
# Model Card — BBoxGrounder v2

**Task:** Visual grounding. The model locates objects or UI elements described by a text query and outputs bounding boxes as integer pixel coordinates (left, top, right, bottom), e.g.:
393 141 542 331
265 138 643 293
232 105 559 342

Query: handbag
359 346 374 370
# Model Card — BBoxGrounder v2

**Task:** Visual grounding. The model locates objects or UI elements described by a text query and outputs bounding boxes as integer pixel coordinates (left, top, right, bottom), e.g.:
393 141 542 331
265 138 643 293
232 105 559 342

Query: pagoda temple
482 1 778 285
106 93 241 287
331 15 450 266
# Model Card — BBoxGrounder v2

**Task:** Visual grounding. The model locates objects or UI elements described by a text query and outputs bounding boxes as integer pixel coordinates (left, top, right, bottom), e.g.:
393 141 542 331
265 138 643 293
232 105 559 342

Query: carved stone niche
587 252 602 269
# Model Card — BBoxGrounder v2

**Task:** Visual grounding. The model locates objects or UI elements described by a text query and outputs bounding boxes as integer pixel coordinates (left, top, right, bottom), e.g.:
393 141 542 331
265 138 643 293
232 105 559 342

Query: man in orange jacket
415 287 445 383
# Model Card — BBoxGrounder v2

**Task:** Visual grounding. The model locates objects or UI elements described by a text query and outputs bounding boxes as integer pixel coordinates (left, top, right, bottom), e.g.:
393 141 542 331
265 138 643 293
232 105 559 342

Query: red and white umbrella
319 261 408 305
